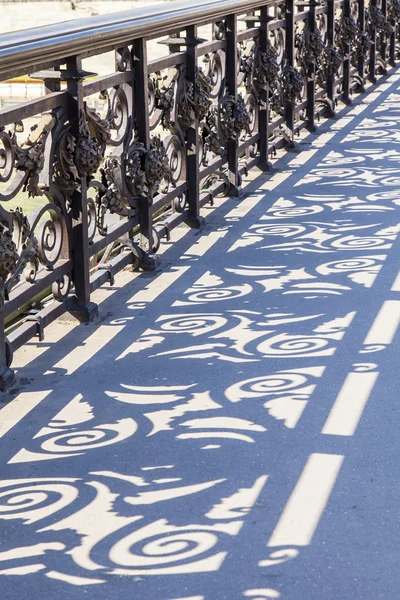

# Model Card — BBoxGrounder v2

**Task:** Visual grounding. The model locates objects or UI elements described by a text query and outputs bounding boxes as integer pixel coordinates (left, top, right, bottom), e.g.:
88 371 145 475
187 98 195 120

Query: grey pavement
1 72 400 600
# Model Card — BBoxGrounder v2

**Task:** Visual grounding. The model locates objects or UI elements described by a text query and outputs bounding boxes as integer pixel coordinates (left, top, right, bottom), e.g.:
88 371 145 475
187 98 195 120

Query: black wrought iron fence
0 0 398 390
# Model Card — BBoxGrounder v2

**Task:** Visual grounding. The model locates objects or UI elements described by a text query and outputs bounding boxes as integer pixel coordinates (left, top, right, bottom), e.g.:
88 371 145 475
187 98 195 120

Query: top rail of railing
0 0 275 79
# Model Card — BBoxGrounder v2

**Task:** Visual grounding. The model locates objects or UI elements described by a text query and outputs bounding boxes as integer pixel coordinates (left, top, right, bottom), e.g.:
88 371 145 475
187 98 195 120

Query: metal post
327 0 336 103
66 56 98 321
381 0 388 73
185 25 202 225
226 13 241 196
343 0 352 103
369 0 377 83
306 1 317 131
258 6 272 169
133 37 159 269
358 0 366 89
285 0 296 145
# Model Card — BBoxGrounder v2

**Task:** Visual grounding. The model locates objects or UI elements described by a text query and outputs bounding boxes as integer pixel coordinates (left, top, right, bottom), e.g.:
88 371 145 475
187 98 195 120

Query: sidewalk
1 72 400 600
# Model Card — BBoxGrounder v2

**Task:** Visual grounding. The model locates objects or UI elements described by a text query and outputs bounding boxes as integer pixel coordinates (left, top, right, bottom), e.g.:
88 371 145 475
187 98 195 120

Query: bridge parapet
0 0 397 389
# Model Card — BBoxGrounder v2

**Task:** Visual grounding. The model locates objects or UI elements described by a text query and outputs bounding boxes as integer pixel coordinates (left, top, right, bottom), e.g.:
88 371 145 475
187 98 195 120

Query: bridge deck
1 72 400 600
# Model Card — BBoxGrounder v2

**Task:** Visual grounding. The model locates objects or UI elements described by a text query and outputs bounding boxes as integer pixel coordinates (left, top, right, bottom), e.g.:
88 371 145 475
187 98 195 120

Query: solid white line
364 300 400 345
390 271 400 291
127 267 190 304
268 453 344 547
0 391 52 439
53 325 124 375
321 372 378 436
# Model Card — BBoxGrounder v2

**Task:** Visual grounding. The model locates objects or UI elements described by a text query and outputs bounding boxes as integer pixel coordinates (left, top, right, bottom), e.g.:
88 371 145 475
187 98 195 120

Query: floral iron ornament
75 104 111 179
13 115 55 198
254 42 280 89
368 4 395 37
282 64 304 106
296 24 324 68
96 129 170 235
178 69 213 129
316 44 342 88
219 90 251 142
0 222 17 308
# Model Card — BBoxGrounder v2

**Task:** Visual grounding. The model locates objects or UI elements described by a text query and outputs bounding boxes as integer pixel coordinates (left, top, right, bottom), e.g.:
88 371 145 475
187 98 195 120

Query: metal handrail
0 0 273 79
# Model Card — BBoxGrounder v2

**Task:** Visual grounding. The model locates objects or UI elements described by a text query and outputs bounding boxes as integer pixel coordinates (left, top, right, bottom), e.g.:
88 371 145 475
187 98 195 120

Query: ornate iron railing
0 0 398 390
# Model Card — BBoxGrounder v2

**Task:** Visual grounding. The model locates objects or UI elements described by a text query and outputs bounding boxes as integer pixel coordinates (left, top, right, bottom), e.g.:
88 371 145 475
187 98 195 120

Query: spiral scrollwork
163 135 185 187
202 52 224 99
102 87 130 147
109 520 220 571
0 478 80 524
0 129 15 184
4 203 66 296
226 372 310 402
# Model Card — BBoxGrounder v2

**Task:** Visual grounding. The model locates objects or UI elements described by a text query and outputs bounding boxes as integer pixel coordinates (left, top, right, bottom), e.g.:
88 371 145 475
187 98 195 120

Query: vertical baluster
0 219 15 390
327 0 336 104
133 37 158 268
66 56 98 321
306 1 317 131
358 0 366 88
185 25 202 225
389 0 396 66
258 6 271 169
285 0 296 145
342 0 352 103
369 0 377 82
381 0 388 72
226 13 241 196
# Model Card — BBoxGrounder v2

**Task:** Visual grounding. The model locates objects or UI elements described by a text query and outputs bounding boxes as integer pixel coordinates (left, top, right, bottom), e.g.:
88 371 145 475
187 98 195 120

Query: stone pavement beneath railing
1 72 400 600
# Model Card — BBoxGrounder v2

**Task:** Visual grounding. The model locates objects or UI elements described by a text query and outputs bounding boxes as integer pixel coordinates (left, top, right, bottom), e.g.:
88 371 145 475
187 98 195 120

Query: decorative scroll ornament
254 42 280 89
316 44 342 88
75 104 111 179
0 222 17 308
296 24 324 67
202 109 224 160
219 90 251 142
13 115 54 198
96 157 131 235
282 64 304 106
368 5 394 37
53 127 79 199
5 203 65 297
9 208 39 287
178 69 212 128
154 75 176 130
336 15 359 50
352 30 373 62
239 41 255 89
96 129 170 234
389 0 400 20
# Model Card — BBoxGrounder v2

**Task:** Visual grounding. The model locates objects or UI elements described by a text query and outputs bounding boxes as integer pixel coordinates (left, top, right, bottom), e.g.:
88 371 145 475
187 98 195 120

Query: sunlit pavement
1 73 400 600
